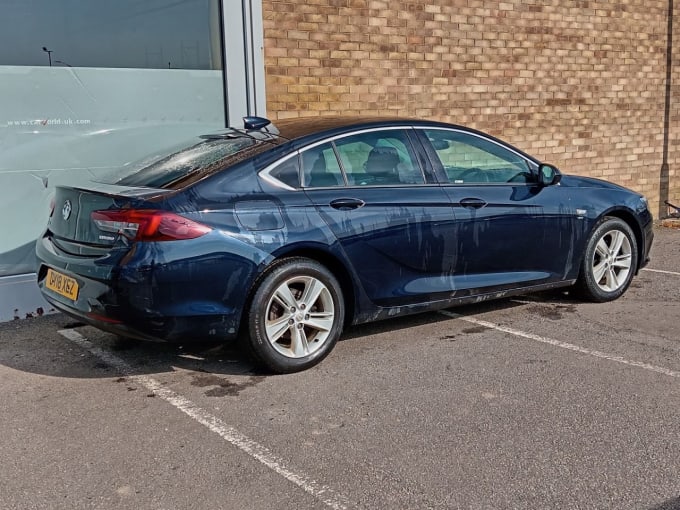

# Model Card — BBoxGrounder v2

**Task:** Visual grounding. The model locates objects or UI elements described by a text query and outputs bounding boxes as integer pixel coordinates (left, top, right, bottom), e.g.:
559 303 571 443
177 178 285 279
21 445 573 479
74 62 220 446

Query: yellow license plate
45 269 79 301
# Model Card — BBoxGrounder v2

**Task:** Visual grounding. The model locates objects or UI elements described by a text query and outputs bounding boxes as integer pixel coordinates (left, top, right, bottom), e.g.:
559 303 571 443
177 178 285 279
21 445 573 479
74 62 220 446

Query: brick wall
263 0 678 217
668 1 680 216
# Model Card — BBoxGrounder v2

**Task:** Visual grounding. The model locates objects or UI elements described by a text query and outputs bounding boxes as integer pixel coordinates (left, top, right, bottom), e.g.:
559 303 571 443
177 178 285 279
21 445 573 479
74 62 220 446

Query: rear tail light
91 209 212 241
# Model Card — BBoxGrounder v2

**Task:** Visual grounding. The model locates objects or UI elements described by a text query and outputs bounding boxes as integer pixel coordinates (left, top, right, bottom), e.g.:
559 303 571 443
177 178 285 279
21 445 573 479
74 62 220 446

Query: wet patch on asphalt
191 374 265 397
439 326 491 342
526 304 577 320
113 376 138 392
441 334 459 342
439 325 492 341
462 325 491 334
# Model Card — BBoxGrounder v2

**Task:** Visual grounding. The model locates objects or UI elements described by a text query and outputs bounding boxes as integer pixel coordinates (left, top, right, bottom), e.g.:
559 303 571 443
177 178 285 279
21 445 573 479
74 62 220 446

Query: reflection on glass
0 0 222 70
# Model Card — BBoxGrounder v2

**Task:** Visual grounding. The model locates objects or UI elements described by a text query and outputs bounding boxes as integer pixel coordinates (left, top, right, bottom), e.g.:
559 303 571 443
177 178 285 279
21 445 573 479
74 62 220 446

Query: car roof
144 116 539 190
266 116 539 166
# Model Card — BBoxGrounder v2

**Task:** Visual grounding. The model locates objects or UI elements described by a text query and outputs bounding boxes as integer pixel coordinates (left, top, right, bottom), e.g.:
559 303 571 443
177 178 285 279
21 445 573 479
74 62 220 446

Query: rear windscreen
99 137 257 188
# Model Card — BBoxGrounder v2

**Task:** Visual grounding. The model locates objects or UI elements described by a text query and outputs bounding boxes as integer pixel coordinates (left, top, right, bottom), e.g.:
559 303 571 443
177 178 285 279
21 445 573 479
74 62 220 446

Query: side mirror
538 164 562 186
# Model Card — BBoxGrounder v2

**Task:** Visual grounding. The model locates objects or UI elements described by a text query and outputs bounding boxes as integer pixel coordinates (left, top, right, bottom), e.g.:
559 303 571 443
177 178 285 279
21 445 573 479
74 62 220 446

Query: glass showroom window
0 0 225 280
0 0 223 69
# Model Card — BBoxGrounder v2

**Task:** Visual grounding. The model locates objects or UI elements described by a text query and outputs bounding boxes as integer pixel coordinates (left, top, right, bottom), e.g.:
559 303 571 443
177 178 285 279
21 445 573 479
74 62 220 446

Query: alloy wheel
591 229 632 292
264 275 335 358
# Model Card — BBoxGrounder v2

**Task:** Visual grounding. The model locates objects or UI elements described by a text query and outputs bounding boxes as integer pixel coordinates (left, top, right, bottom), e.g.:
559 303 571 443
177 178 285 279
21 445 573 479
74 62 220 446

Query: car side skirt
354 279 577 325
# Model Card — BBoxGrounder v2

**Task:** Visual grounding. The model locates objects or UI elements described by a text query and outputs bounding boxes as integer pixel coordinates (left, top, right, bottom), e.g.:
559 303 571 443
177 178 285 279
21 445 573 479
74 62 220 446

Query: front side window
424 129 532 184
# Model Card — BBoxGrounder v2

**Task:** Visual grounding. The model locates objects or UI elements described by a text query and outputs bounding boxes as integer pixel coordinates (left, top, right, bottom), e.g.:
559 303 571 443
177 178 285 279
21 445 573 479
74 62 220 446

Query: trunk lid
48 184 173 254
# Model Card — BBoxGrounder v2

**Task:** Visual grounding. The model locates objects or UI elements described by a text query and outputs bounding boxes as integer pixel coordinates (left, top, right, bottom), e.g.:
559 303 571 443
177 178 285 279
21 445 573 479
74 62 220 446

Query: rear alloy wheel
575 216 638 302
247 258 344 373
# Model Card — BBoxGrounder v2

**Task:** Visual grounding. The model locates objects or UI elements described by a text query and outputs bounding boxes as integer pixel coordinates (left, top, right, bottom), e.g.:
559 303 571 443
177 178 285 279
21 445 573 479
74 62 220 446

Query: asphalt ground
1 226 680 510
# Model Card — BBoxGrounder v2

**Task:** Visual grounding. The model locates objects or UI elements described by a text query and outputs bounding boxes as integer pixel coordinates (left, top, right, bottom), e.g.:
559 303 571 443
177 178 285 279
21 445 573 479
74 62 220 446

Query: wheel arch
242 246 357 331
598 208 644 272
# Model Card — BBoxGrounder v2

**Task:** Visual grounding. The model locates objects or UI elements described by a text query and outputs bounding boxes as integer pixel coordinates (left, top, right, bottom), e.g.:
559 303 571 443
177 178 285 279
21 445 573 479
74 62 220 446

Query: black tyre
575 216 638 302
246 258 344 374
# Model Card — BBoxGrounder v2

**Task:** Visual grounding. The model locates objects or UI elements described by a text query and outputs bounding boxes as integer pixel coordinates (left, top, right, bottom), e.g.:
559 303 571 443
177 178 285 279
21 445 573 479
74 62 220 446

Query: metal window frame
220 0 266 127
259 126 431 190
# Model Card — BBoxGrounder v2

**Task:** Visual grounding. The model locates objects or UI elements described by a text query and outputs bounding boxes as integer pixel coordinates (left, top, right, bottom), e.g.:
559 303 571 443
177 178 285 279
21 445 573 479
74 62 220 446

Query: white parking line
58 329 353 510
642 268 680 276
438 311 680 379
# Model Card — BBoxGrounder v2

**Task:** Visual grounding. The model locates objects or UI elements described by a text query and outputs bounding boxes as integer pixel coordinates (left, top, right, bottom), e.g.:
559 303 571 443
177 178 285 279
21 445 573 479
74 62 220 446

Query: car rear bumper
43 292 238 343
35 232 259 342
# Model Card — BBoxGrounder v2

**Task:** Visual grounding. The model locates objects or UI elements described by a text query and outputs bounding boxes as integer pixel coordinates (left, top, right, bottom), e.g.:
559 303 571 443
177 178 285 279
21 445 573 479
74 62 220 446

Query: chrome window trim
257 125 414 191
259 126 423 190
258 125 538 190
300 125 414 152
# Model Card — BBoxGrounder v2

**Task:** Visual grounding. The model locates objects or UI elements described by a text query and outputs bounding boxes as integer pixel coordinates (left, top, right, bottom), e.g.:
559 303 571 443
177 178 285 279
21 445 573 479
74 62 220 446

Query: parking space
2 227 680 510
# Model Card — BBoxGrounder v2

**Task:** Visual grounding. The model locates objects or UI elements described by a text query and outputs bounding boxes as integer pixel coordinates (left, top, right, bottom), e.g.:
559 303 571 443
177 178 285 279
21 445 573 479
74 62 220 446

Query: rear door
301 127 458 307
417 127 573 292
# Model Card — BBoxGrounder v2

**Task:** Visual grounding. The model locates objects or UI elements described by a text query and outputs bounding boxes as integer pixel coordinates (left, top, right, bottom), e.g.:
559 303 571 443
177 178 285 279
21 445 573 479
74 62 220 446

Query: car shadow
0 291 574 381
649 497 680 510
341 297 527 340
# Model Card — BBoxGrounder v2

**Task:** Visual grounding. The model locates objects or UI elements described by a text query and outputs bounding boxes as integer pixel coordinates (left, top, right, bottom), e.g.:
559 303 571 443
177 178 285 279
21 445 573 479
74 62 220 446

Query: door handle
459 197 487 209
330 198 365 210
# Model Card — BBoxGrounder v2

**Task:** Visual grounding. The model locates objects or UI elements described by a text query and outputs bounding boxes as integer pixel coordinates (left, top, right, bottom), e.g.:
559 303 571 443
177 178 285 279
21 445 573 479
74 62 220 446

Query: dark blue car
36 117 653 372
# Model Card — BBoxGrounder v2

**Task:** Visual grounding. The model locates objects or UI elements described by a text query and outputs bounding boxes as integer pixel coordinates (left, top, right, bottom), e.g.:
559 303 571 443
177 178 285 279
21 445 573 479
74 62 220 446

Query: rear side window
301 129 424 188
268 156 301 189
302 143 345 188
102 137 256 188
334 130 424 186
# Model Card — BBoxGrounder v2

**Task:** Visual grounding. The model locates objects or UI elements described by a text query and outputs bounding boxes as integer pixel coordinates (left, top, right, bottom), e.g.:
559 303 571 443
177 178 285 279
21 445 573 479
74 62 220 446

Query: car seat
365 146 401 184
307 152 344 187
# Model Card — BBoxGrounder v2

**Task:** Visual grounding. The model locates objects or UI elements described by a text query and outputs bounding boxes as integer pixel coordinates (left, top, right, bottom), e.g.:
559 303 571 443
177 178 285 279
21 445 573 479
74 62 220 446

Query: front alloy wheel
591 229 632 292
576 216 638 302
247 258 344 373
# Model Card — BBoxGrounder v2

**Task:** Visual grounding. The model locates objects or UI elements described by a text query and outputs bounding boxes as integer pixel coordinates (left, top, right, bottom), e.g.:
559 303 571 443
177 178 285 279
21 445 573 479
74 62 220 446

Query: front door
417 127 574 294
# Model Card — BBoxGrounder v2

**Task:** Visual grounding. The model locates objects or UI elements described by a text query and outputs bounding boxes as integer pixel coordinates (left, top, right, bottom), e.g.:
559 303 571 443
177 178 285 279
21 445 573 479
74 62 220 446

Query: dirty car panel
36 117 654 373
